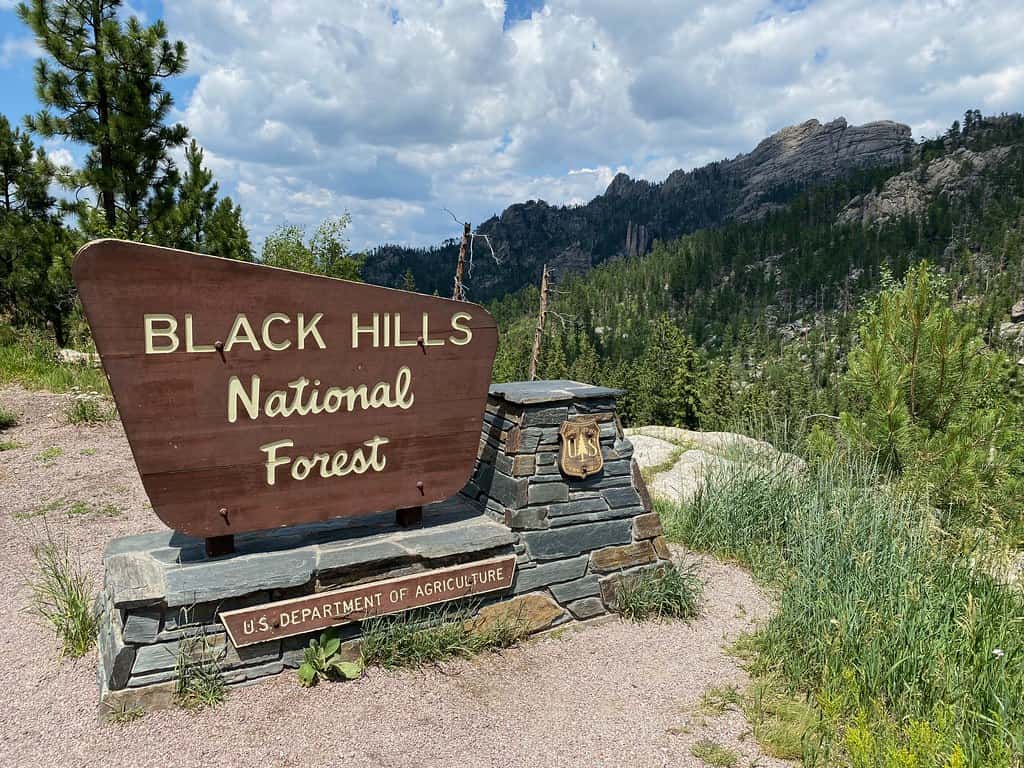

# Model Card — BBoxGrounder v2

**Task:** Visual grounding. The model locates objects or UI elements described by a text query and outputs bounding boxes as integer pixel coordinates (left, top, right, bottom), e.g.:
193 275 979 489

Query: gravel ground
0 385 786 768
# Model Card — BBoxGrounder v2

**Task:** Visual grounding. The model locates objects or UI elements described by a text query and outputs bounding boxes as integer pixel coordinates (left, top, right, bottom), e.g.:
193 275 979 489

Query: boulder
1011 298 1024 323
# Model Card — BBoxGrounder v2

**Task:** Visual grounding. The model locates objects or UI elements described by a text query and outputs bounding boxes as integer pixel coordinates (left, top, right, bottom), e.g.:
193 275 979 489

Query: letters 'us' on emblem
558 417 604 479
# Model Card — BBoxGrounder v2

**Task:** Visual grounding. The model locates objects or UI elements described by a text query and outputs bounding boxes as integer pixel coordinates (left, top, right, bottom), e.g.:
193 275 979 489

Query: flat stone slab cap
104 496 515 608
489 380 623 405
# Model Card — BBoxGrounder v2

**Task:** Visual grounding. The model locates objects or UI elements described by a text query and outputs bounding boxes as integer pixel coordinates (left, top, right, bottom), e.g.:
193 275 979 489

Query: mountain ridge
365 116 914 300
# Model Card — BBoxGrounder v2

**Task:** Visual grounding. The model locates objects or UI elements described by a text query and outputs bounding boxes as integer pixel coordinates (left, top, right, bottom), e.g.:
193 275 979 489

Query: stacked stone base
97 380 666 716
466 381 669 624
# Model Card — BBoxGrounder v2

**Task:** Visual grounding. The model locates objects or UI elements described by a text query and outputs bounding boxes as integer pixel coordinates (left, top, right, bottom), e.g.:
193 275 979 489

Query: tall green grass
0 331 108 394
662 458 1023 767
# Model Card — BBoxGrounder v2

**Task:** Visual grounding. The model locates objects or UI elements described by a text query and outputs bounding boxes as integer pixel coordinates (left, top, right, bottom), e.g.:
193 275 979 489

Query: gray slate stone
106 498 516 608
550 574 601 603
521 406 569 428
122 607 161 645
521 520 632 561
97 595 136 690
512 555 589 594
566 597 606 620
547 506 639 528
505 506 549 530
489 380 623 405
223 661 285 685
543 498 609 517
528 482 569 505
602 487 643 509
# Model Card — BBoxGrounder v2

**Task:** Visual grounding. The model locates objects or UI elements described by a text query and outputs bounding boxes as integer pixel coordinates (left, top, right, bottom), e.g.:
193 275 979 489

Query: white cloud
0 35 38 67
160 0 1024 252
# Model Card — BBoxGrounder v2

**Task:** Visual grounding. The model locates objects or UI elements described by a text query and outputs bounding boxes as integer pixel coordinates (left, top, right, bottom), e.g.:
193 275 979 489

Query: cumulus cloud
160 0 1024 250
0 35 38 67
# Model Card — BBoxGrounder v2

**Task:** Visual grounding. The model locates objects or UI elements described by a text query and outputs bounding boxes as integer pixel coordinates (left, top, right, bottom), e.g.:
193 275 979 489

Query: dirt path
0 385 785 768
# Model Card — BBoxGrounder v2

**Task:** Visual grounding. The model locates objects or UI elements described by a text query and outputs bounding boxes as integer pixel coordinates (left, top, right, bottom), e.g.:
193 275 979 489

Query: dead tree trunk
528 264 550 381
452 221 470 301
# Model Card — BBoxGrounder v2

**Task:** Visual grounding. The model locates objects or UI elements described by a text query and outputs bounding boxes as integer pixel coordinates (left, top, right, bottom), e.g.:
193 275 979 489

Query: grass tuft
614 561 701 622
29 532 98 658
690 739 740 768
361 604 528 670
174 633 227 711
0 404 17 429
0 440 21 451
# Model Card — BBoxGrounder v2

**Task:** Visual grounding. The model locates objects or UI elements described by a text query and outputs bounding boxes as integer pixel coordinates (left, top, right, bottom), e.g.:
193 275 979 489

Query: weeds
662 456 1024 766
174 633 226 711
614 561 701 622
0 331 108 394
297 629 363 687
34 446 62 464
28 532 98 658
361 604 528 670
690 739 740 768
0 440 21 451
63 388 114 424
106 703 145 724
0 404 17 429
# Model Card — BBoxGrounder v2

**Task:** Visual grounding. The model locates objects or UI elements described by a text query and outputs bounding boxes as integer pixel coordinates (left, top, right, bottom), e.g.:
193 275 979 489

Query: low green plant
105 702 145 724
743 677 818 761
361 604 528 670
0 404 17 429
66 500 122 518
63 388 113 425
0 330 108 393
80 447 96 456
690 739 740 768
700 684 743 715
614 561 701 622
34 446 62 464
297 629 363 687
174 634 226 711
0 440 21 451
28 532 98 658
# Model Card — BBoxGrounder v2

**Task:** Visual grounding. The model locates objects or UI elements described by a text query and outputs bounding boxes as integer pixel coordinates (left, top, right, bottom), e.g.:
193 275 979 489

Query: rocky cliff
365 117 914 301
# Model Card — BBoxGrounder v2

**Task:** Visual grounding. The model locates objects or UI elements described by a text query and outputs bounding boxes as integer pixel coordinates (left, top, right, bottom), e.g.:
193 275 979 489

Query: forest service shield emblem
558 417 604 479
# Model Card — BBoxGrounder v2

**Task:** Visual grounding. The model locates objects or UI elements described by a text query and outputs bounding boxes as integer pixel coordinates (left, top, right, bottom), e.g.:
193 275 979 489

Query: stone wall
461 380 668 625
97 380 666 714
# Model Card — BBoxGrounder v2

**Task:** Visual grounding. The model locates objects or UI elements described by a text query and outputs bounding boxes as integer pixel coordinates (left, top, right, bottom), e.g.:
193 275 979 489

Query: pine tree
152 140 251 259
18 0 188 237
205 197 251 262
840 263 1014 523
401 268 417 292
0 115 77 344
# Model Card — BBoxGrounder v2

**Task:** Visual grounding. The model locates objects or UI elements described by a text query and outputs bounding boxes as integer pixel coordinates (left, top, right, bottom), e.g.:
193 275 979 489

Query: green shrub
360 605 527 670
614 561 702 622
63 388 114 425
662 457 1024 766
29 533 98 658
297 630 362 687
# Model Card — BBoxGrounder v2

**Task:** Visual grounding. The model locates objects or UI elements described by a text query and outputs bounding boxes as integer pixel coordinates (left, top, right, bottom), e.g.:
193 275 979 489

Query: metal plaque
558 416 604 478
219 555 517 646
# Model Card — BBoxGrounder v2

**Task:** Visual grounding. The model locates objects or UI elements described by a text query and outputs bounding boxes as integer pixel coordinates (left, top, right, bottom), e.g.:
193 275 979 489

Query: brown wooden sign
558 417 604 478
219 555 517 646
73 240 498 537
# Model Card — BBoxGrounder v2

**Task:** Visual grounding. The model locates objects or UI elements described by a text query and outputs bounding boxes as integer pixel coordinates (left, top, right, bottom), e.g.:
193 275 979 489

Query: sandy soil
0 385 786 768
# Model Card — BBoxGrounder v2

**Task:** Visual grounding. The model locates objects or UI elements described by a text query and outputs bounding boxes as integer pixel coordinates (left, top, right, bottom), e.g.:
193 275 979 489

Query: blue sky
2 0 1022 257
